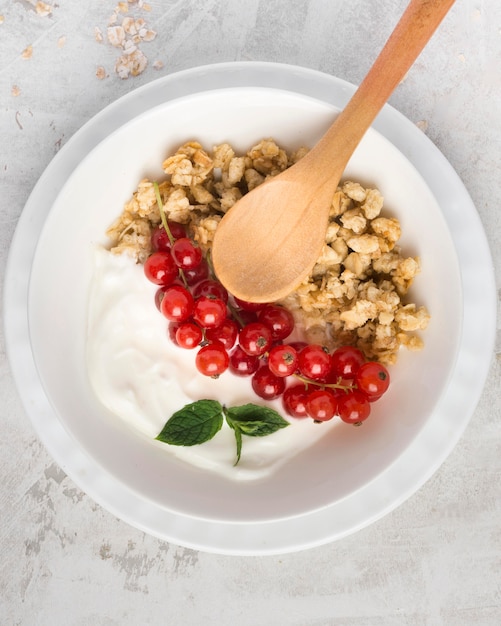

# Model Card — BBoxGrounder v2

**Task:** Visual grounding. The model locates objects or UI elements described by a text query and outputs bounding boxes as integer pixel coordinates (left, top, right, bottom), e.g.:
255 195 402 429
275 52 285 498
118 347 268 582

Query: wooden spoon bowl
212 0 456 302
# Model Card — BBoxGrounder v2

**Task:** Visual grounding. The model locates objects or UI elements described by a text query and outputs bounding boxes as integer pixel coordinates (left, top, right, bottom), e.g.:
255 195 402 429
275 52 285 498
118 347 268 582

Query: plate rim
3 61 497 555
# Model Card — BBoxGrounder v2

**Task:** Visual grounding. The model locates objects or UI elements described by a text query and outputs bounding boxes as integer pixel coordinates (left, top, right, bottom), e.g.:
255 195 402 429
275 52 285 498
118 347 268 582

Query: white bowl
5 63 495 554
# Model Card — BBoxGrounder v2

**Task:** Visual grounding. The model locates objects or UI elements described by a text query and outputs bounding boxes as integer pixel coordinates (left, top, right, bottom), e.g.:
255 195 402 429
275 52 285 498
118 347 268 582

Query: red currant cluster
144 222 390 426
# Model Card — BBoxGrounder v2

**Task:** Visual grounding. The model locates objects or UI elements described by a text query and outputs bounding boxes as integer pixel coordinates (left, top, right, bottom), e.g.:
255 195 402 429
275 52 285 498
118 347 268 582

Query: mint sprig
156 400 289 465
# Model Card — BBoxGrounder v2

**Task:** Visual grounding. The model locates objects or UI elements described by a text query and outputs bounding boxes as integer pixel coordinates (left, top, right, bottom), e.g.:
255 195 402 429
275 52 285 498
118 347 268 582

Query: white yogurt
86 246 335 481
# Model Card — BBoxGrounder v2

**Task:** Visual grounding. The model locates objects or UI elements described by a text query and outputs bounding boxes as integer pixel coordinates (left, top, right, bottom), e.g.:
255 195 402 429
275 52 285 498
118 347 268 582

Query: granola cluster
106 140 430 364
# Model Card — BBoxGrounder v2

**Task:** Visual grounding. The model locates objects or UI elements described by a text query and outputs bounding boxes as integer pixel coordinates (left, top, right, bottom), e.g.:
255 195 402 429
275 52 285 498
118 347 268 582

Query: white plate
4 62 496 555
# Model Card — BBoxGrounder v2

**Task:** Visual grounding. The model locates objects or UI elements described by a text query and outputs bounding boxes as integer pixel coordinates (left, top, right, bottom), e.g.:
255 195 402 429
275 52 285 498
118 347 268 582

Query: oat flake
21 45 33 60
35 2 52 17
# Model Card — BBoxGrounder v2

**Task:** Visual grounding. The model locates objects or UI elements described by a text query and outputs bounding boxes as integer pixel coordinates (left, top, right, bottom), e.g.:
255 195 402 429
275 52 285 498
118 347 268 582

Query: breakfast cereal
106 139 430 364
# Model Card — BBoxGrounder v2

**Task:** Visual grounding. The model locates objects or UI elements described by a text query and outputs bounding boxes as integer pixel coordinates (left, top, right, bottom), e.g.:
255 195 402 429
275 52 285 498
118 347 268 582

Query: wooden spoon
212 0 456 302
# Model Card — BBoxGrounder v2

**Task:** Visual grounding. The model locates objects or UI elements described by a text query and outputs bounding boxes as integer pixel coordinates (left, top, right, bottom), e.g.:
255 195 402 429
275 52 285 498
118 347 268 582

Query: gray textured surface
1 1 500 624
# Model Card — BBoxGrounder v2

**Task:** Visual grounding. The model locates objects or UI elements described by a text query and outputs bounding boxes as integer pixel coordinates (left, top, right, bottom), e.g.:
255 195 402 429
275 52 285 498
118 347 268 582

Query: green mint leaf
156 399 223 446
233 426 242 466
226 404 289 438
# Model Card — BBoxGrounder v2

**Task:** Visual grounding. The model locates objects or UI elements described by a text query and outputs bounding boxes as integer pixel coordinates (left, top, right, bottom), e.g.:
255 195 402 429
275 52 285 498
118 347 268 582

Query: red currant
144 251 178 286
330 345 366 379
268 345 298 377
337 390 371 424
238 322 273 357
229 345 260 377
168 322 181 345
183 258 210 285
233 296 270 312
195 341 229 377
306 389 338 422
356 362 390 399
151 222 187 252
234 309 258 328
193 296 227 329
151 226 171 252
282 383 310 418
251 365 286 400
206 318 238 350
175 322 203 349
159 285 194 322
171 237 203 270
192 279 229 303
297 344 332 381
287 341 308 353
155 279 185 310
257 305 294 341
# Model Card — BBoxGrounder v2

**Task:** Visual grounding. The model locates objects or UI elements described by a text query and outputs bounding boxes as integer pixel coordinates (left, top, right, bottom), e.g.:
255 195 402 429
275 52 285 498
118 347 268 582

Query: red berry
206 318 238 350
257 305 294 341
171 237 203 269
183 258 210 285
337 390 371 424
160 285 194 322
268 345 298 377
229 345 260 377
155 286 167 311
282 383 310 418
155 279 184 310
306 389 338 422
251 366 286 400
195 341 229 377
192 279 229 303
193 296 227 329
175 322 203 349
167 221 188 240
144 251 178 286
233 296 270 312
287 341 308 353
297 344 332 381
330 345 366 379
151 226 171 252
234 309 258 328
168 322 181 345
238 322 273 356
356 361 390 399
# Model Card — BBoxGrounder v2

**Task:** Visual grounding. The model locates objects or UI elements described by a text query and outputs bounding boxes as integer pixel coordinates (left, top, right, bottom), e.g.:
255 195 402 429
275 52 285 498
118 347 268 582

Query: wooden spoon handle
313 0 456 177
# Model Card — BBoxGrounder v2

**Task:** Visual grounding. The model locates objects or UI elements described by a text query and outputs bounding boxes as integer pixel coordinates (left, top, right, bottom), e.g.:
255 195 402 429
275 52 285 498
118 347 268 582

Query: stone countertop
1 1 500 624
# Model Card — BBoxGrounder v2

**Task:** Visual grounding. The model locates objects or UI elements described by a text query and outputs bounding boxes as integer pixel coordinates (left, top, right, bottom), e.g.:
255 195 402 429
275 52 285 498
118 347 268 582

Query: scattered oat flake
35 2 52 16
143 3 152 11
115 48 148 79
122 17 137 35
96 66 107 80
57 35 66 48
22 45 33 60
124 41 138 55
458 53 466 63
141 29 156 42
153 60 163 70
11 85 21 97
117 2 129 13
416 120 428 132
94 26 104 43
0 15 5 25
107 25 125 47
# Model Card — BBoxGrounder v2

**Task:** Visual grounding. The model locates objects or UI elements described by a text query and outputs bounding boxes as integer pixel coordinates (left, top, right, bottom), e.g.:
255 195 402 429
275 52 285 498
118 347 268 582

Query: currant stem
154 181 174 245
227 302 246 329
153 181 189 289
293 373 356 392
